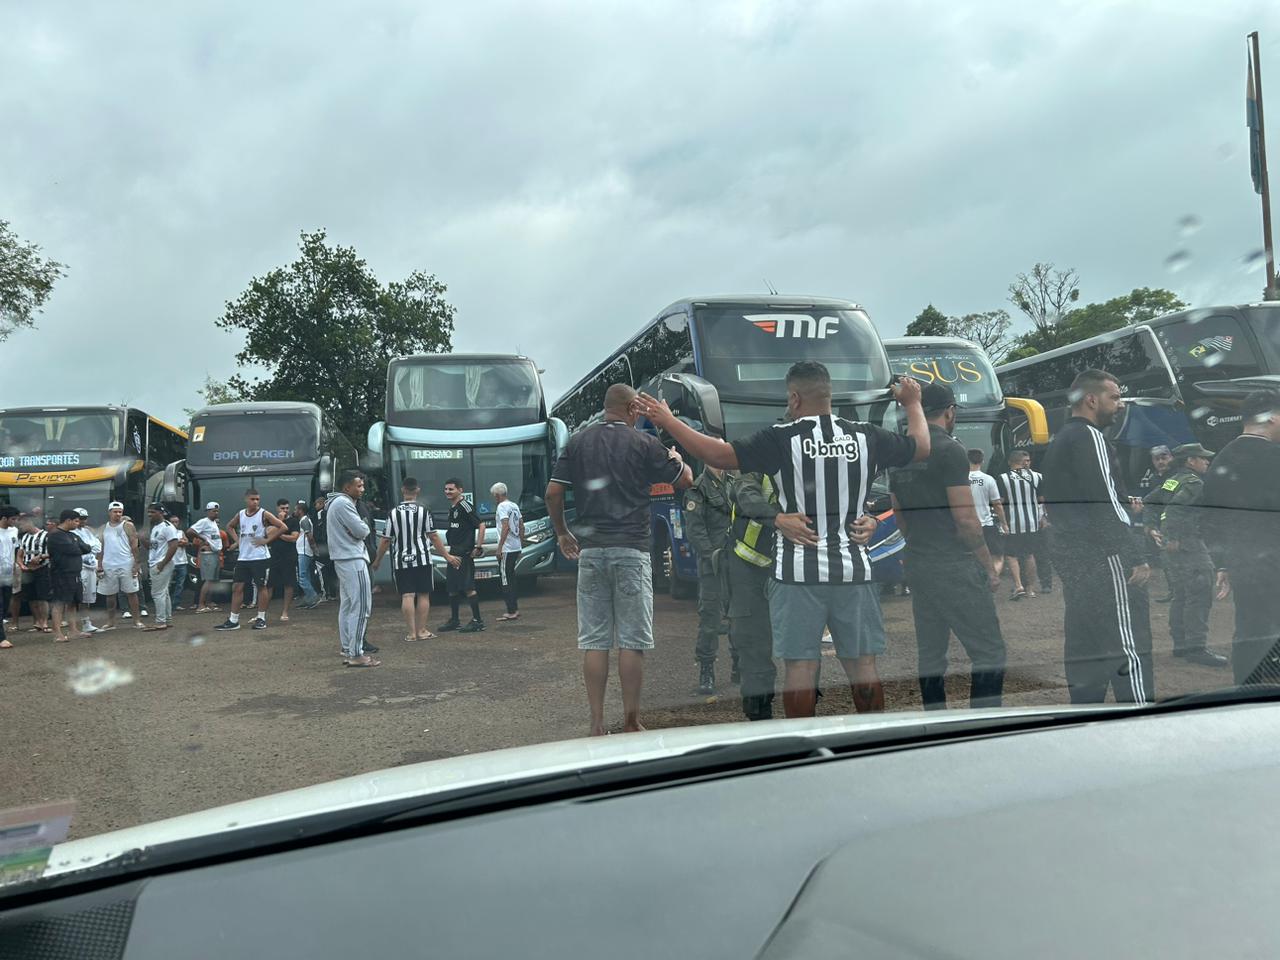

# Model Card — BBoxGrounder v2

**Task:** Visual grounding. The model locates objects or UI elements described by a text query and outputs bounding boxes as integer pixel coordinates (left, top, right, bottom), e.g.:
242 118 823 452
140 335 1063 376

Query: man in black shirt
635 361 928 717
1201 390 1280 684
547 383 693 736
438 478 486 634
268 498 301 622
47 509 93 642
890 383 1004 709
1041 369 1154 704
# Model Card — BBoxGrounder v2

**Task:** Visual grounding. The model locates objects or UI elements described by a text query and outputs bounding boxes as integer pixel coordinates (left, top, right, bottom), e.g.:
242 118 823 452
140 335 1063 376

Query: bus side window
1157 315 1261 383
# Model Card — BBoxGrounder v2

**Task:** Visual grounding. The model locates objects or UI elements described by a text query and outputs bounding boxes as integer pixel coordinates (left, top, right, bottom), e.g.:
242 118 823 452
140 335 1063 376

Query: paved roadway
2 570 1236 839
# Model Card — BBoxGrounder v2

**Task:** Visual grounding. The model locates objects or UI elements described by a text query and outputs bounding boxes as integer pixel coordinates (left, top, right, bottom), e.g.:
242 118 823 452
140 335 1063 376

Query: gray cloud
0 0 1272 423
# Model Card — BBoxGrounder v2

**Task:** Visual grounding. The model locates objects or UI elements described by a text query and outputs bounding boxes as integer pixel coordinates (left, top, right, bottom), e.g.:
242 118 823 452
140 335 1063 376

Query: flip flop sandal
496 614 520 622
345 656 382 668
280 615 290 622
53 636 71 643
416 632 437 640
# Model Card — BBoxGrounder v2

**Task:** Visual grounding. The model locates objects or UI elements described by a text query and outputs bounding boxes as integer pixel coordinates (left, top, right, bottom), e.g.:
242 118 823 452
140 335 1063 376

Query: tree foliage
0 220 66 342
905 304 949 338
1004 287 1187 361
183 375 247 421
947 309 1013 361
1008 262 1080 333
215 229 455 445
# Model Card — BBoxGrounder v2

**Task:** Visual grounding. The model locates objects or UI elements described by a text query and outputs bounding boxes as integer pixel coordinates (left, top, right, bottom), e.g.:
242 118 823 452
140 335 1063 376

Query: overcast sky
1 0 1274 425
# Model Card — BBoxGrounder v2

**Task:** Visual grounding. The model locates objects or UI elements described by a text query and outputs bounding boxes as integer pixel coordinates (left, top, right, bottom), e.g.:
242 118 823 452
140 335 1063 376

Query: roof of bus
191 401 322 418
0 404 130 415
388 353 534 364
883 336 984 351
995 302 1280 375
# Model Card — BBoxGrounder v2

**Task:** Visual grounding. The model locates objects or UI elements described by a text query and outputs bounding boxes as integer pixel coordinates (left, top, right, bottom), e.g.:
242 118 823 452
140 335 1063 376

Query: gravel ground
1 570 1236 839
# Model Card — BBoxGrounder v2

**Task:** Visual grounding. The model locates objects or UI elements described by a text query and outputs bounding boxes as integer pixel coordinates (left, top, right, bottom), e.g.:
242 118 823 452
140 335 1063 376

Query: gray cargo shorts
765 579 888 661
576 547 654 651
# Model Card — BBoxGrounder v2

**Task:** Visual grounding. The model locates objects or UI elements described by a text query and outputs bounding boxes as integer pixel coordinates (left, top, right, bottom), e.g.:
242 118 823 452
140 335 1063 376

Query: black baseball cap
59 508 80 522
921 382 957 414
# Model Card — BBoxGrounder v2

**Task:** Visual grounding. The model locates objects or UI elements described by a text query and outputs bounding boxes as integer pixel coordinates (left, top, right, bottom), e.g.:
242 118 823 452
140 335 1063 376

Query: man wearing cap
72 508 103 633
1157 444 1228 666
99 501 144 631
187 503 223 613
145 504 181 631
891 383 1006 708
1139 445 1176 603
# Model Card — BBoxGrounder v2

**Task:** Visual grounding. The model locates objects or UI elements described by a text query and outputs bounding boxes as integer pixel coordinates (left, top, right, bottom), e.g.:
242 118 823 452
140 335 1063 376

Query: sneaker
122 611 133 620
175 605 186 611
363 642 380 654
1009 589 1026 601
437 619 462 632
140 609 149 618
251 618 267 630
697 662 715 695
459 619 485 634
214 619 241 631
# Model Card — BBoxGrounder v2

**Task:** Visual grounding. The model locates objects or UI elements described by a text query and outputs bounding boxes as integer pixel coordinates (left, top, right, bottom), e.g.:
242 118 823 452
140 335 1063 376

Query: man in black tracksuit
1042 369 1155 704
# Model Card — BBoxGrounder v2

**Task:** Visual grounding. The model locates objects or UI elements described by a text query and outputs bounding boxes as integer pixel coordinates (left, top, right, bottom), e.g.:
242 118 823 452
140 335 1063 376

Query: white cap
205 501 219 510
73 507 89 518
108 501 124 511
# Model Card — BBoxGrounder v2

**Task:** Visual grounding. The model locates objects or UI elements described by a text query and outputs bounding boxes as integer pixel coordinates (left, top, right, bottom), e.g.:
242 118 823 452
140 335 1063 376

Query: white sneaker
821 628 834 644
141 609 150 617
122 611 133 620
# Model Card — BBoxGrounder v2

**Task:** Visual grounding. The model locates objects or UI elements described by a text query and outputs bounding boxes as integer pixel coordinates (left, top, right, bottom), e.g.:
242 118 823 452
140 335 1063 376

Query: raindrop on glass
1241 249 1267 272
1185 308 1212 325
1164 250 1192 273
66 658 135 695
1067 388 1084 405
1203 352 1224 368
189 634 207 647
1176 215 1202 238
1217 142 1237 162
584 477 610 491
1191 406 1211 420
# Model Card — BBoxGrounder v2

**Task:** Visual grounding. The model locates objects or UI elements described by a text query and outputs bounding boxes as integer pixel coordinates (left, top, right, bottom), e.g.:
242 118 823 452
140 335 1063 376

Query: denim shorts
765 579 888 661
576 547 654 651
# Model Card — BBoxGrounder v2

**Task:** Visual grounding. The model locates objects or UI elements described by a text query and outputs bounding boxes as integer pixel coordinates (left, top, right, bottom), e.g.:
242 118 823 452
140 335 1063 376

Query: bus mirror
367 422 385 461
660 374 725 440
1005 397 1049 446
161 460 187 504
318 455 334 493
550 417 570 456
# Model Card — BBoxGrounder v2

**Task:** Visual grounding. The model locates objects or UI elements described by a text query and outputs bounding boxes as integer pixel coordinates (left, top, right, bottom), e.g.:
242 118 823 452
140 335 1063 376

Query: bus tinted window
188 414 321 468
389 359 542 430
886 345 1001 407
1000 329 1170 401
1156 314 1262 384
0 411 122 457
1242 306 1280 372
627 313 695 388
694 306 889 399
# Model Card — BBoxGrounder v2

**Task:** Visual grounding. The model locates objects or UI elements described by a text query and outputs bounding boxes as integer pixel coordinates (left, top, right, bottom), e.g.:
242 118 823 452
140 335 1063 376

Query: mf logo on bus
745 314 839 340
802 435 860 462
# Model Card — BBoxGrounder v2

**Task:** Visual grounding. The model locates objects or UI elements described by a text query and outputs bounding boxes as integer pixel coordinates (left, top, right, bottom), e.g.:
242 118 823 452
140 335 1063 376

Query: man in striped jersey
373 477 438 642
997 449 1045 600
1041 369 1154 704
635 362 929 717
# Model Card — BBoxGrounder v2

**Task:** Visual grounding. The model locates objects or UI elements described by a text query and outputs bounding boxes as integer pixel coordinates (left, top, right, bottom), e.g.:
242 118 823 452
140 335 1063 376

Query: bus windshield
388 358 542 430
694 305 889 400
0 411 123 460
191 474 315 516
389 440 549 522
886 344 1002 407
0 480 114 526
188 413 321 469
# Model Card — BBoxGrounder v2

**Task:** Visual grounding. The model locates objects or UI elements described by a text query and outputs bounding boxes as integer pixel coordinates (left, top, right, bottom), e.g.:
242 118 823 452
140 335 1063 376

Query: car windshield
5 2 1280 907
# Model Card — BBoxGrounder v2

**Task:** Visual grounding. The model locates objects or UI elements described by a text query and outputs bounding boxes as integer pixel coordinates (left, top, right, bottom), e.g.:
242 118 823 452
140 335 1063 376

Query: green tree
182 374 246 422
0 219 65 342
216 229 455 445
905 304 949 337
1008 262 1080 334
1003 286 1186 361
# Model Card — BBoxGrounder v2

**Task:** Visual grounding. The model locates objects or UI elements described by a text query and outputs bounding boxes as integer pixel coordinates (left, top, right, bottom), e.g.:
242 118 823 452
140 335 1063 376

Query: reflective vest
731 475 778 569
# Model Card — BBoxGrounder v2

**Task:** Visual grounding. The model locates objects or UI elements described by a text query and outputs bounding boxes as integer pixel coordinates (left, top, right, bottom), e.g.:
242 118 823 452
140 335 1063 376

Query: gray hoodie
323 491 371 561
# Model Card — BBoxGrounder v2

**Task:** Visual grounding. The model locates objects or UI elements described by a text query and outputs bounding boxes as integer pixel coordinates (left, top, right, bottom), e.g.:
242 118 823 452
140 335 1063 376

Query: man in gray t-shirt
547 383 692 737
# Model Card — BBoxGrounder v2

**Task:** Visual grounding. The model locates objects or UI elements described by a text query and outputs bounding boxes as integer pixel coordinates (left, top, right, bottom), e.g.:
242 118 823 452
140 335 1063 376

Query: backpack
313 508 329 559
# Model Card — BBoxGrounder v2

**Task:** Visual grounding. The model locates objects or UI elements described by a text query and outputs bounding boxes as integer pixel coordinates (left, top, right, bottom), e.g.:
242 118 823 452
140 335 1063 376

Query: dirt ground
1 569 1236 839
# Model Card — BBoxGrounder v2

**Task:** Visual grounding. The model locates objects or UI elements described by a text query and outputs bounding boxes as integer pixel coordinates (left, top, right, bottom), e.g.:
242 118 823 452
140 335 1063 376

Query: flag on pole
1249 50 1263 195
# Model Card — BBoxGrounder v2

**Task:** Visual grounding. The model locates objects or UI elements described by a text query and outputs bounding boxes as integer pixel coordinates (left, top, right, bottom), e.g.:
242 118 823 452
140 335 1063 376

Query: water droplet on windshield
1164 250 1192 273
1067 388 1084 405
1176 215 1202 237
1203 352 1224 368
67 658 135 695
1217 142 1237 161
1241 249 1267 272
584 477 610 491
1185 308 1212 325
189 634 207 647
1191 406 1211 419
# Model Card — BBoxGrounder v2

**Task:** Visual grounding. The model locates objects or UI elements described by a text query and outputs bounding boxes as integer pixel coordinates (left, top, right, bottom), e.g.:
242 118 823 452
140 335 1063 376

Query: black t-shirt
270 515 299 560
446 498 482 552
1201 434 1280 570
46 527 90 575
731 414 916 584
550 420 685 551
889 424 972 561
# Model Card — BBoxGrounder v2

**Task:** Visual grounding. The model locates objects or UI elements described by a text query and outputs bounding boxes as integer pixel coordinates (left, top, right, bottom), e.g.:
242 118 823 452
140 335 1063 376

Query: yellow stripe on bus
0 460 145 486
148 416 189 440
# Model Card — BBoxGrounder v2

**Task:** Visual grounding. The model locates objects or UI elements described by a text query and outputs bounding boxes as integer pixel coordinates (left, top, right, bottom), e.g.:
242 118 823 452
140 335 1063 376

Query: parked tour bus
0 405 186 525
997 303 1280 487
163 402 357 585
552 295 908 597
366 354 566 588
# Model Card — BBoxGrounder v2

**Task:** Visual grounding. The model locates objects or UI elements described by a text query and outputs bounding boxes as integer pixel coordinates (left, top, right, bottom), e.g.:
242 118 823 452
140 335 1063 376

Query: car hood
44 705 1111 878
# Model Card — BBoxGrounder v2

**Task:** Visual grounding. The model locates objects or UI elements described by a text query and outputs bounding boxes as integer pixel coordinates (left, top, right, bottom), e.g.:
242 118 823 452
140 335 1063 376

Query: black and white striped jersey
997 469 1043 534
731 415 916 584
384 500 434 569
18 529 48 567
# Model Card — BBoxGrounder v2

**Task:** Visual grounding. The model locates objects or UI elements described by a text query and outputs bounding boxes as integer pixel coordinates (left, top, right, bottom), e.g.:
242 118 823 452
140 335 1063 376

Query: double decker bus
163 402 357 580
552 295 903 598
0 405 186 525
997 302 1280 487
366 354 566 587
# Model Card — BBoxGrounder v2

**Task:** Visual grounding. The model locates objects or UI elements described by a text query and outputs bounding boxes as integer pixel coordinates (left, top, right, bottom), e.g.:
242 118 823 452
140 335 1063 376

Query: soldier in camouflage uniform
722 472 780 720
1159 443 1229 668
683 465 735 694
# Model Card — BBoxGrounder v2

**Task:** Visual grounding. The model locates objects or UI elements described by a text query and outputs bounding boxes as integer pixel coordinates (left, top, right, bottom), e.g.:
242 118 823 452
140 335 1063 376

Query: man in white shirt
145 504 181 630
215 489 286 631
187 502 223 613
967 449 1008 581
492 482 524 622
99 501 144 631
0 505 18 648
72 508 103 633
295 500 321 608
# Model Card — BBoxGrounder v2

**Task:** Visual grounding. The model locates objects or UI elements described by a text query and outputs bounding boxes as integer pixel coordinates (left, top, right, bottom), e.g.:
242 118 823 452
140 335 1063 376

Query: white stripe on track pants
335 558 373 658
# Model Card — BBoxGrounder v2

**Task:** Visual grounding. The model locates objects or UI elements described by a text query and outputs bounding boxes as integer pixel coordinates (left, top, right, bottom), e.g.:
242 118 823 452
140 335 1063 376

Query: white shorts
99 566 139 595
80 567 98 604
